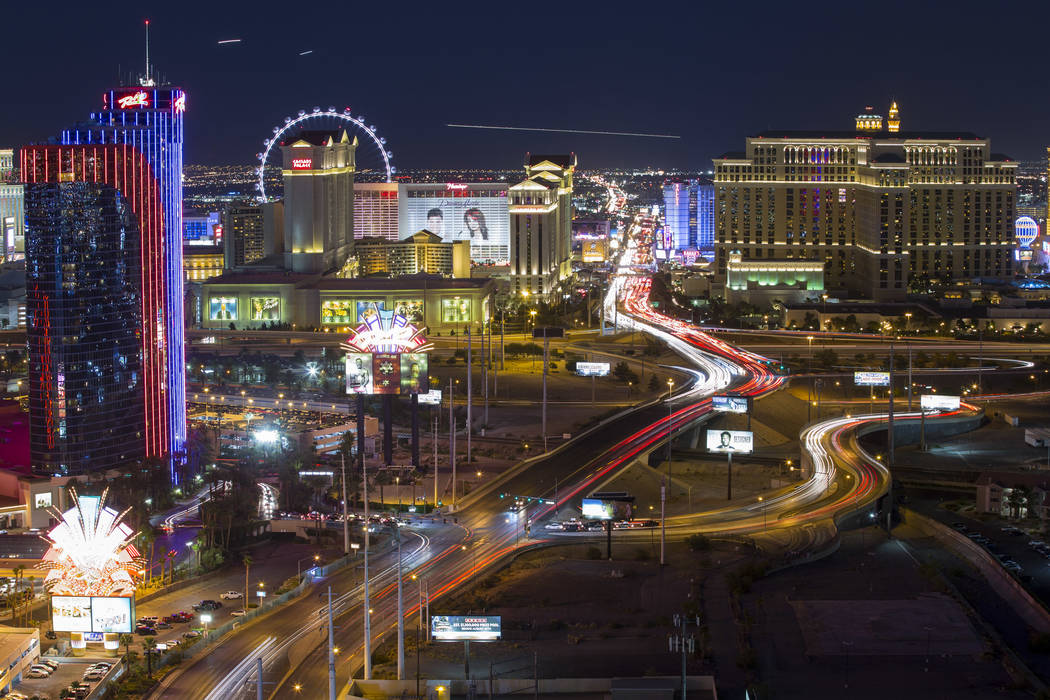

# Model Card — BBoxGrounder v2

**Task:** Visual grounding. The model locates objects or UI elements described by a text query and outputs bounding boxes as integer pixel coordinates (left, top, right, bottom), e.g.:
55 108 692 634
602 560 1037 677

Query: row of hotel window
208 297 473 324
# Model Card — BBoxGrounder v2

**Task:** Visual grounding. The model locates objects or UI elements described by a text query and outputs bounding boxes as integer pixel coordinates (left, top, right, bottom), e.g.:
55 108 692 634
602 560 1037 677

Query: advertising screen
356 301 386 325
581 498 615 520
52 596 93 632
580 239 608 263
576 362 611 377
393 299 424 325
854 371 890 387
441 298 471 324
90 596 134 634
712 395 749 414
431 615 501 642
321 300 354 325
418 389 442 405
209 297 237 321
705 429 754 454
921 394 961 411
400 354 429 394
372 353 401 394
346 353 374 394
249 297 280 322
400 185 510 264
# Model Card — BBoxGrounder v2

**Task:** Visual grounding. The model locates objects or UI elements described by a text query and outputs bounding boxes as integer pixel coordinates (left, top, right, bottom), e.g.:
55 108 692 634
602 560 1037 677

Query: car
544 522 564 531
562 523 581 532
220 591 243 600
3 692 29 700
156 621 172 629
583 520 605 531
25 669 50 679
39 659 59 670
136 626 156 636
45 630 57 639
192 600 222 611
230 609 247 617
182 630 201 639
83 671 104 681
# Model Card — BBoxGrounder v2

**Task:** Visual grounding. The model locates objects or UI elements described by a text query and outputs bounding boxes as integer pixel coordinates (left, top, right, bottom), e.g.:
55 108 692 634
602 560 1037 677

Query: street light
806 335 815 423
297 554 320 581
757 495 766 530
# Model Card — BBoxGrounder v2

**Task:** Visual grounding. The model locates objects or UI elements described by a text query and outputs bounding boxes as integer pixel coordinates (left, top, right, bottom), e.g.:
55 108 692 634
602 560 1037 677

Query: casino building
713 102 1016 301
509 154 575 299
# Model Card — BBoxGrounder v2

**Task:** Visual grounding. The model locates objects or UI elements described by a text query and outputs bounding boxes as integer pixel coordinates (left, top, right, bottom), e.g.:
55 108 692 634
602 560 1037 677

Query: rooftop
527 153 576 169
752 129 983 141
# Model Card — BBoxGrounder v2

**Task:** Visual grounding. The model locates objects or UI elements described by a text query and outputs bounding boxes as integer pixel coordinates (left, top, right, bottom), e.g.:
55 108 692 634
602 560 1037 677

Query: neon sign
173 94 186 113
291 158 313 170
117 91 150 109
446 183 468 191
341 304 431 354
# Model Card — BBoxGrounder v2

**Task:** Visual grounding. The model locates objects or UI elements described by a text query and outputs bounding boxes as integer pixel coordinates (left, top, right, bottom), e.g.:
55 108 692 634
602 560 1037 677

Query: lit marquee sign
116 91 150 109
38 489 142 597
173 94 186 113
291 158 313 170
446 183 468 191
341 303 431 354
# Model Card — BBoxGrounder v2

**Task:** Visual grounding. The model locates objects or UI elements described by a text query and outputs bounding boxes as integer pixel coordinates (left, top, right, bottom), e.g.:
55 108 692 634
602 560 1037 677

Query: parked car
220 591 243 600
38 658 59 670
231 609 247 617
25 669 50 679
182 630 201 639
156 621 172 629
82 671 104 681
135 625 156 636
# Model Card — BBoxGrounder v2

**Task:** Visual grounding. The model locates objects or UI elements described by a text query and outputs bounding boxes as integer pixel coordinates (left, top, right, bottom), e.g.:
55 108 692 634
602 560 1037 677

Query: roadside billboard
346 353 374 394
52 596 134 634
711 395 749 414
920 394 960 412
705 429 754 454
581 499 615 520
576 362 611 377
854 371 890 387
417 389 442 405
431 615 501 641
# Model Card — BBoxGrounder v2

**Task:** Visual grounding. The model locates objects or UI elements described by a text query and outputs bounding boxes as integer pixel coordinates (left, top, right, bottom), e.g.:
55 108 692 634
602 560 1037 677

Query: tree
243 554 252 610
142 637 157 678
648 375 661 392
120 633 134 666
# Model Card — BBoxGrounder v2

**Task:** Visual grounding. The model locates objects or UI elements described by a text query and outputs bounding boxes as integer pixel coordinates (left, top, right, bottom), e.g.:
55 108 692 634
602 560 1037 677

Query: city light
254 429 280 444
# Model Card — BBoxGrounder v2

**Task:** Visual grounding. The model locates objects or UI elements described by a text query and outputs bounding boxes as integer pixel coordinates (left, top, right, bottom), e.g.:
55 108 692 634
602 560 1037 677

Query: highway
159 185 991 699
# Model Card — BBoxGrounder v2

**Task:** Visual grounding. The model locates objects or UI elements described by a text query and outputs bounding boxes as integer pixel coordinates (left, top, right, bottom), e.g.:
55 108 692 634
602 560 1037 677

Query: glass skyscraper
22 144 169 476
662 181 714 259
59 87 187 478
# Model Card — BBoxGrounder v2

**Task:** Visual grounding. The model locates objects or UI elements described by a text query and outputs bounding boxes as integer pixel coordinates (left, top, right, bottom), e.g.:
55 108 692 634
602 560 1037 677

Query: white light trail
217 39 242 45
447 124 680 139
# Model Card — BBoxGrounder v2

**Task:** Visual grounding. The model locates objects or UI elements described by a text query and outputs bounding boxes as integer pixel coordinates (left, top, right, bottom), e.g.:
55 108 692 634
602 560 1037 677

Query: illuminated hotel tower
22 144 171 476
58 85 187 478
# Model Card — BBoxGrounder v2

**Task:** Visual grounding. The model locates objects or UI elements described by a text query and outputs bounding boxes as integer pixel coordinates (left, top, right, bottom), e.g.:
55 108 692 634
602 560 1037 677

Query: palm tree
119 633 133 666
142 637 158 678
243 554 252 611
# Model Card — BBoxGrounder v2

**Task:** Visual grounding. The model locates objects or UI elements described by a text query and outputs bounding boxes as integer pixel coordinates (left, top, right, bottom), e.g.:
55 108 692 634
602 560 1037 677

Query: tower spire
141 19 155 87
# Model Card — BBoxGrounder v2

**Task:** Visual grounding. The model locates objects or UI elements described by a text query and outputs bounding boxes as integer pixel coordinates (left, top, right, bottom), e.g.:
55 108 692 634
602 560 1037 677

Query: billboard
921 394 960 411
372 352 401 394
854 371 890 387
52 596 134 634
576 362 610 377
90 596 133 633
52 596 92 632
399 184 510 264
580 238 608 263
418 389 442 405
346 353 374 394
249 297 280 322
209 297 237 321
706 429 754 454
581 498 615 520
399 353 429 394
712 395 749 414
431 615 501 642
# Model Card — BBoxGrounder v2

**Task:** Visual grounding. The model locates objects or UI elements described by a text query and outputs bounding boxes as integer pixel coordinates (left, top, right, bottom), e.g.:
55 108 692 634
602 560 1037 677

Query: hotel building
713 103 1016 301
509 154 575 298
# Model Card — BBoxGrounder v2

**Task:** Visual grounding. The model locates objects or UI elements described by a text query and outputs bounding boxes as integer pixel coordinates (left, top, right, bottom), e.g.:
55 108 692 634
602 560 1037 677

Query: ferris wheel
256 106 395 203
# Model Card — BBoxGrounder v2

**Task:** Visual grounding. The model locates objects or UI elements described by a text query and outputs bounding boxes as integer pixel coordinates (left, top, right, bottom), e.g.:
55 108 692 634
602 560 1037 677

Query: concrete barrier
346 675 718 699
900 506 1050 634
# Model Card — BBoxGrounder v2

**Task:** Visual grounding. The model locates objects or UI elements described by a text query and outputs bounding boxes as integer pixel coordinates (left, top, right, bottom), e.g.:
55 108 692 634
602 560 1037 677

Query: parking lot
15 659 111 700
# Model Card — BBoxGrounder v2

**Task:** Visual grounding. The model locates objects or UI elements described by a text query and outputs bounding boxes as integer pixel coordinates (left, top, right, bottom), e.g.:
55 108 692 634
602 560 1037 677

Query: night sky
4 1 1046 170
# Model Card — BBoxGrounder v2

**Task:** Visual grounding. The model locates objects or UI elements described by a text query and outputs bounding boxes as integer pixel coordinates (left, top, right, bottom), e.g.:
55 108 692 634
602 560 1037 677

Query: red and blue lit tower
59 86 187 480
22 144 170 475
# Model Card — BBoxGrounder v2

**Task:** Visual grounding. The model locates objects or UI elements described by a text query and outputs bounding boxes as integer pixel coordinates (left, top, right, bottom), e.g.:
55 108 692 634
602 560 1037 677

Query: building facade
59 86 187 466
355 231 471 278
354 183 399 241
22 144 171 476
662 181 714 257
199 274 494 333
509 154 576 298
0 152 24 263
713 103 1016 301
224 205 266 268
280 130 355 273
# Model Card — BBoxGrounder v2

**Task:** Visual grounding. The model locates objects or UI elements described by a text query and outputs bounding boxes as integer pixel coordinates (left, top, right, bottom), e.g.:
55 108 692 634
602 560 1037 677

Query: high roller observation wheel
256 106 395 203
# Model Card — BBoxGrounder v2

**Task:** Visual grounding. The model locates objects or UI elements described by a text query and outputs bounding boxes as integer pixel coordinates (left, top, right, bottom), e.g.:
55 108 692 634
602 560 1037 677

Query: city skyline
3 1 1049 169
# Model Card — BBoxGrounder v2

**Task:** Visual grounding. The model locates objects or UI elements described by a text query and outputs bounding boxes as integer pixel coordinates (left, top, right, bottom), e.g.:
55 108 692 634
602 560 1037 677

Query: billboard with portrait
90 596 134 634
249 297 280 322
346 353 374 394
372 353 401 394
356 301 386 325
393 299 424 325
705 429 754 454
399 184 510 264
441 298 471 324
209 297 237 321
52 596 93 632
400 354 429 394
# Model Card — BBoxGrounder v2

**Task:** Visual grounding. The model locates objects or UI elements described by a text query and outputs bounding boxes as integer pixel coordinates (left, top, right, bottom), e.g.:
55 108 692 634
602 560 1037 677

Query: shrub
687 534 711 552
585 546 602 560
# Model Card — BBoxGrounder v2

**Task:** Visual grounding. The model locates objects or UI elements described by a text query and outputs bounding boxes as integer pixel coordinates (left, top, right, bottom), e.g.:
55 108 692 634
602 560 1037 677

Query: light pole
529 310 538 371
297 554 320 582
806 335 814 423
757 496 766 531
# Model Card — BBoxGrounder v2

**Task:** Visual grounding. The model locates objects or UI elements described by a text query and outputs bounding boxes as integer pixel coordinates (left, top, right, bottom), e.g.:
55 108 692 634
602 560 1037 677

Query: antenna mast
141 19 155 87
